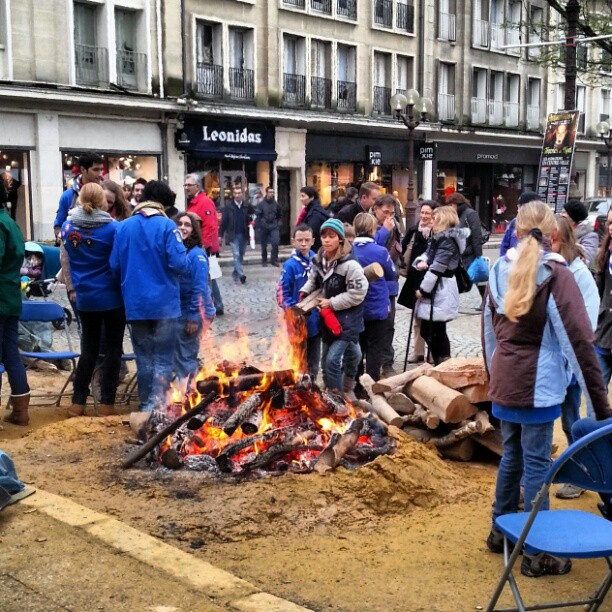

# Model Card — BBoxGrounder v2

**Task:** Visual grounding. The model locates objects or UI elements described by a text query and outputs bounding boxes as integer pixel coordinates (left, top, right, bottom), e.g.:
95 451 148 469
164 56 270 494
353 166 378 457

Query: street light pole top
416 97 434 115
391 92 408 114
596 120 611 138
405 88 421 106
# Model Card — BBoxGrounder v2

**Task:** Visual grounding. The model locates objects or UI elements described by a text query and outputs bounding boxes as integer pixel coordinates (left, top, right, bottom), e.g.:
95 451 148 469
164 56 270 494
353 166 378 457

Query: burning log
241 443 322 473
160 447 183 470
314 418 365 474
223 393 264 437
359 374 404 427
240 410 263 435
371 363 433 394
345 438 396 462
196 370 295 396
320 391 350 417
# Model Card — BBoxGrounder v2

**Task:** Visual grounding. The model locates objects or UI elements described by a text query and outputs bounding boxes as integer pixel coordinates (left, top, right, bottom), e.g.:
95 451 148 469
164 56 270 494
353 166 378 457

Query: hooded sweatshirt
574 220 599 268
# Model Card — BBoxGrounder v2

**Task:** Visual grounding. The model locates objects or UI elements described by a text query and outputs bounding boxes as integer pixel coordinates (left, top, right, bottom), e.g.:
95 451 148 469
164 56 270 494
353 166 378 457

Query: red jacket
187 192 220 254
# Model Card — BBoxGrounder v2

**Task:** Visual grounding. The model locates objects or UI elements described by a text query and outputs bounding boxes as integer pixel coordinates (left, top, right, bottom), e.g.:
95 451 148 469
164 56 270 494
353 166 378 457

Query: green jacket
0 208 25 316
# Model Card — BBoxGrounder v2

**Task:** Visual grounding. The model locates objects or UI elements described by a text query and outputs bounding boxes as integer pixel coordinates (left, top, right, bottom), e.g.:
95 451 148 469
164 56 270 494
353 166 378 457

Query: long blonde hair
78 183 106 214
433 205 459 233
504 201 556 322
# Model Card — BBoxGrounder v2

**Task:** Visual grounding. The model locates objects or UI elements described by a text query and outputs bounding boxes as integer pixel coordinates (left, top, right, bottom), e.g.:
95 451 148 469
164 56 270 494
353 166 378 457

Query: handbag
481 223 491 245
455 262 473 294
467 256 489 284
400 232 416 278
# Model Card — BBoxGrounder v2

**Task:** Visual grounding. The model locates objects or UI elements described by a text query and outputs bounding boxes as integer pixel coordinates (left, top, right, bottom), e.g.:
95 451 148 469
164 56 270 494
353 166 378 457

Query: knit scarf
132 201 167 218
69 207 114 229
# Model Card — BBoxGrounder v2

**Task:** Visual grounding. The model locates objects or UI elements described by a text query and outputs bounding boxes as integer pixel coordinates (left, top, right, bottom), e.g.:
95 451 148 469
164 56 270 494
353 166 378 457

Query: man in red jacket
184 174 224 315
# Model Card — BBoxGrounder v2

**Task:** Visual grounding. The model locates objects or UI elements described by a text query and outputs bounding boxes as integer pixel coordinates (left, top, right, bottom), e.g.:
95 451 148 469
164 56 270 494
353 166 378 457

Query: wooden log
473 428 503 457
402 427 432 443
160 447 183 469
215 429 284 473
314 418 364 474
433 421 481 448
384 392 416 415
240 410 263 435
438 438 476 461
458 383 489 404
401 406 440 430
372 363 434 394
359 374 405 427
473 410 493 434
223 393 264 437
405 376 477 424
241 443 322 473
429 358 487 389
196 370 296 396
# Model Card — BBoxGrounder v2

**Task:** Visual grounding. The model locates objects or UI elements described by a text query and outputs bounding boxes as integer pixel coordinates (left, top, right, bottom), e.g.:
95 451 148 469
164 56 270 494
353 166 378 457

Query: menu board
536 111 580 213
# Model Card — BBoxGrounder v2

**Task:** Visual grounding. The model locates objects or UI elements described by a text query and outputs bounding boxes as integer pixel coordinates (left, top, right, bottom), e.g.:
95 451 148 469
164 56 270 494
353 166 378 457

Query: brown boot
67 403 86 418
98 404 117 416
4 393 31 426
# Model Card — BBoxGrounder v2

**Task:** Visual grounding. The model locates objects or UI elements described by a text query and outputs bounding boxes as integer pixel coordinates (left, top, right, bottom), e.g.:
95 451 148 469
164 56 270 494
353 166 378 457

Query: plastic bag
467 256 489 284
249 223 256 250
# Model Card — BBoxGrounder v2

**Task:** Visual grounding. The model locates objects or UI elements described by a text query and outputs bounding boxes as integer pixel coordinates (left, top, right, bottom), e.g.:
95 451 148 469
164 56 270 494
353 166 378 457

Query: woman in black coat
397 200 435 362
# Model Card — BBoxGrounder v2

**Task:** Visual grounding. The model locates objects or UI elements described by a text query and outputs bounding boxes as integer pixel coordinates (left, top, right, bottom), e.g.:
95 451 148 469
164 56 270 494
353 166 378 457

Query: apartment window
490 0 505 51
229 27 254 100
396 0 415 33
528 6 543 60
438 0 456 42
337 44 356 111
282 0 306 9
527 78 541 130
311 40 332 109
471 68 487 124
196 22 223 97
577 45 588 71
115 9 146 91
337 0 357 20
506 1 521 55
576 85 586 133
556 83 565 111
489 71 504 126
74 2 108 86
0 0 9 79
438 62 455 122
373 52 392 114
396 56 414 96
374 0 393 28
283 35 306 106
504 74 520 127
472 0 489 48
311 0 332 15
602 50 612 74
601 89 612 122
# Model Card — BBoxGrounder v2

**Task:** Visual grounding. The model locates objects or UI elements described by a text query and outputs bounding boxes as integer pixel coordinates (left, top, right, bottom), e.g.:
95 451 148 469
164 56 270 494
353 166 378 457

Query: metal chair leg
588 559 612 612
504 537 527 612
55 362 75 407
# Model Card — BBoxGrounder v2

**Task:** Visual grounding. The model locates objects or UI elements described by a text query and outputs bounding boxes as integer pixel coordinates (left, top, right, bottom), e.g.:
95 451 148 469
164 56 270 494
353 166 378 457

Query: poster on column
536 111 580 213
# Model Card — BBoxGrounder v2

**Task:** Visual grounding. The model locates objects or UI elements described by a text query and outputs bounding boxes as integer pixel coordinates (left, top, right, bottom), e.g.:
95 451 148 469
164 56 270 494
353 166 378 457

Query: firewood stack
359 358 500 462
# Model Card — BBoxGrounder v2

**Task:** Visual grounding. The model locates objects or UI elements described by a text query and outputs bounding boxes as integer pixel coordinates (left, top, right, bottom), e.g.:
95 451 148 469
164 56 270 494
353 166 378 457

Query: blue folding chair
19 301 80 406
486 422 612 612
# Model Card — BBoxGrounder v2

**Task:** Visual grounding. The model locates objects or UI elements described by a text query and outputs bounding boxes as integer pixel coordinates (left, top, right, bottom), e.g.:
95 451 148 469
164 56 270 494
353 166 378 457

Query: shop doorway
277 169 291 244
220 172 246 207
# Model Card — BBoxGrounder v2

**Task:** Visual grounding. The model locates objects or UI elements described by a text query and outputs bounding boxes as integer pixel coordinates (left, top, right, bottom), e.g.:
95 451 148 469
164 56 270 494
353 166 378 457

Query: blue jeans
230 234 247 279
307 334 322 379
0 315 29 396
130 318 178 412
322 339 361 392
493 419 554 524
174 317 201 381
595 350 612 420
561 377 582 445
210 279 224 312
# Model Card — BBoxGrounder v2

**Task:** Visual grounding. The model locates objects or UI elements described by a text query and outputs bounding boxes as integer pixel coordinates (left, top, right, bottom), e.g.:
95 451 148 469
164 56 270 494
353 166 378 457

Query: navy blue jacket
277 249 320 337
500 218 518 256
352 238 396 321
109 208 188 321
61 219 122 312
179 246 216 323
54 184 79 229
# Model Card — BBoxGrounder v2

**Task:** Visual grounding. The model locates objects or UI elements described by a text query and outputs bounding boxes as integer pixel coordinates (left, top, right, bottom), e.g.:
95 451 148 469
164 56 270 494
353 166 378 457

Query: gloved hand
319 307 342 336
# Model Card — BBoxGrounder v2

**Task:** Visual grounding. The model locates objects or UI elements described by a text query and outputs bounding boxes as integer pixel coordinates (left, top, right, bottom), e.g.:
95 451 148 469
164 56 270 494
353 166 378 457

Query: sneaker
555 483 585 500
240 275 247 284
486 527 515 555
215 309 225 317
521 553 572 578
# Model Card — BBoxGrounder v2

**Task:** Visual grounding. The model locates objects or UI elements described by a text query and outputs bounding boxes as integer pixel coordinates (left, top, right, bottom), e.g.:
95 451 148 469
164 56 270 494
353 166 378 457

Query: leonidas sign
177 118 277 161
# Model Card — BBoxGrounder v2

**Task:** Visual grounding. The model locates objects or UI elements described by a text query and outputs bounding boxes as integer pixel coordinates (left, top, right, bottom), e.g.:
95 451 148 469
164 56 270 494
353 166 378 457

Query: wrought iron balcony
438 93 455 122
337 0 357 20
311 0 331 14
396 2 415 33
337 80 356 111
283 0 306 8
196 63 223 98
373 85 391 115
229 67 254 100
311 76 332 109
75 43 109 87
283 73 306 107
116 49 147 91
374 0 393 28
439 12 456 41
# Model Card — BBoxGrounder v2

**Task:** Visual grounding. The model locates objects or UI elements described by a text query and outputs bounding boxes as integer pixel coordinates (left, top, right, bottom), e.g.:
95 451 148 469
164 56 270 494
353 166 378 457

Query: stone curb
21 489 312 611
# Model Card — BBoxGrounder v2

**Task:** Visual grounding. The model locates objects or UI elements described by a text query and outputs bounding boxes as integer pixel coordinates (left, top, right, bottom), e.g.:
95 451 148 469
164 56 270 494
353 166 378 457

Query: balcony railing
311 0 332 14
490 23 505 50
439 12 456 41
527 105 541 130
528 35 542 59
471 97 487 124
473 18 489 47
506 26 520 54
337 80 356 111
504 101 519 127
283 0 306 8
373 85 391 115
283 73 306 106
75 43 109 87
196 63 223 97
438 93 455 121
396 2 415 33
489 99 504 126
229 67 254 100
337 0 357 20
116 49 146 90
311 76 332 109
374 0 393 28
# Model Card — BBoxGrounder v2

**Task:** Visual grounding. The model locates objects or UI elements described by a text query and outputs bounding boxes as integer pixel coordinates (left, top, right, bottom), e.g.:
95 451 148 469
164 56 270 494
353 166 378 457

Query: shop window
492 165 523 233
1 150 32 240
307 162 363 208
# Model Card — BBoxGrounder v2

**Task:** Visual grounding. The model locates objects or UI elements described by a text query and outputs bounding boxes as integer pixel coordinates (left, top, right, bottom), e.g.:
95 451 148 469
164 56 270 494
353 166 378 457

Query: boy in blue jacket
277 224 321 378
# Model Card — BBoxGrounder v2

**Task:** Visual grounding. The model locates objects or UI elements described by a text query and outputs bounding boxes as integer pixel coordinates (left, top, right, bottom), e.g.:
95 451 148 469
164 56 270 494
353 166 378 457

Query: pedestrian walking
1 198 30 426
561 199 599 268
110 180 188 412
184 174 224 315
499 191 538 257
353 213 397 382
300 219 368 398
256 186 281 267
53 153 103 240
483 200 611 577
277 224 321 378
336 182 381 225
446 192 482 272
413 206 467 365
61 183 125 417
219 185 254 285
173 212 216 381
397 200 436 363
299 186 330 253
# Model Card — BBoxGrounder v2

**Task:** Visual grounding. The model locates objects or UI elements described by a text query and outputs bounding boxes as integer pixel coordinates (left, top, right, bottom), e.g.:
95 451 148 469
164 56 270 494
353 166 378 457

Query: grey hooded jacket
574 220 599 268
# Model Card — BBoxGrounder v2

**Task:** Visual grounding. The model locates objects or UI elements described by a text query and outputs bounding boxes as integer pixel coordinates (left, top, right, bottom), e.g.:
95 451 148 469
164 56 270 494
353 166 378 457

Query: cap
563 199 588 224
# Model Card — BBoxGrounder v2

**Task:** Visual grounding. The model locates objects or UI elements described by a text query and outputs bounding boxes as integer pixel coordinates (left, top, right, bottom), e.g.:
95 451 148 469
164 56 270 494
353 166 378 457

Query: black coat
302 199 330 252
220 200 254 243
336 199 369 225
255 198 280 231
457 203 482 268
397 225 429 309
596 250 612 350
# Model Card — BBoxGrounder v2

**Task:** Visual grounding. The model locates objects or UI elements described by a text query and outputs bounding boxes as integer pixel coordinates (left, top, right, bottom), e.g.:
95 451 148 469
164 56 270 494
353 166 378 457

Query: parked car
586 197 612 228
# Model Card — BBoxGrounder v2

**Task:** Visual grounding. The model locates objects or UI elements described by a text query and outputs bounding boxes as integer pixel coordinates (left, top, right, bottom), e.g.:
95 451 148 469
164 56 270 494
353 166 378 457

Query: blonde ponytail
504 201 556 323
78 182 106 215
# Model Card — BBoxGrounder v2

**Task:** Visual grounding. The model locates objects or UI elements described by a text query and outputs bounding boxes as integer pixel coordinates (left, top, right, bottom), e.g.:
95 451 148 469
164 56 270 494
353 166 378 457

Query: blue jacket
109 208 188 321
180 246 216 322
499 218 518 257
277 249 320 337
61 219 122 312
54 184 79 229
374 226 400 296
353 237 396 320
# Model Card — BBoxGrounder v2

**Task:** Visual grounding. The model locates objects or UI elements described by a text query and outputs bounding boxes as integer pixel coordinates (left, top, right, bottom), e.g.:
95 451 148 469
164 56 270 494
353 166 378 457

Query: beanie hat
518 191 539 206
563 199 588 224
320 218 346 239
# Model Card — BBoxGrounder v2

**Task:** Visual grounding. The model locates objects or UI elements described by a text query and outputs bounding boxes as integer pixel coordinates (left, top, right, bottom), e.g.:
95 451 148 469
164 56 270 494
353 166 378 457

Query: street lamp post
597 120 612 197
390 89 433 229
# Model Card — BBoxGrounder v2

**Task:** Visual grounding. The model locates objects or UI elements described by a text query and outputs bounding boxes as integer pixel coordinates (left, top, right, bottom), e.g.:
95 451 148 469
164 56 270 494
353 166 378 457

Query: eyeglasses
184 183 196 187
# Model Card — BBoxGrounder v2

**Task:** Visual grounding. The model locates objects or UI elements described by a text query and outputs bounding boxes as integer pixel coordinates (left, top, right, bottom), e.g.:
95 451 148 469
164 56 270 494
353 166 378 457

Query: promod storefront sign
176 118 277 161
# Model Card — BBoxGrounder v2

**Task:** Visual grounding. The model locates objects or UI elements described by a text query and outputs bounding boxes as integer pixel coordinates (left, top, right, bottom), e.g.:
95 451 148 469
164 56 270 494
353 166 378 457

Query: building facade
0 0 610 242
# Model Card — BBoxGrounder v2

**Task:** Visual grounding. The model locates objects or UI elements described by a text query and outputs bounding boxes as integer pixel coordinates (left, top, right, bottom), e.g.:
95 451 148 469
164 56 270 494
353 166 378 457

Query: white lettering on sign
477 153 499 160
202 126 263 145
369 151 382 166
